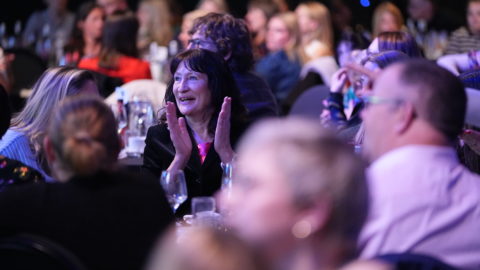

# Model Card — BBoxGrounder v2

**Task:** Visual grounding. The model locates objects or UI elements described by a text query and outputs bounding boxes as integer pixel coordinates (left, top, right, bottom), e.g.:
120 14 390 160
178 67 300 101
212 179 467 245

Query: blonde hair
11 67 95 156
137 0 173 48
147 227 267 270
297 1 334 61
238 118 368 258
271 12 301 61
48 96 121 176
372 2 404 37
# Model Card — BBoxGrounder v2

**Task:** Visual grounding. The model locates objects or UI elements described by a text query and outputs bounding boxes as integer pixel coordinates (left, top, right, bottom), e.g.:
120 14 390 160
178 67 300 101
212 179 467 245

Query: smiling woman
142 49 248 217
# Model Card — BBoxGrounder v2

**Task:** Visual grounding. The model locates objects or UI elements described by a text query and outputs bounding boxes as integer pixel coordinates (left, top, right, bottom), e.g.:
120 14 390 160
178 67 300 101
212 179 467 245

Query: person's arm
437 53 471 75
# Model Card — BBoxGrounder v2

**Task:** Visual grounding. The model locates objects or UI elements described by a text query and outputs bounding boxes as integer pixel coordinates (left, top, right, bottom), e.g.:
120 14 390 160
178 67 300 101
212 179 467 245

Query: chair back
289 85 330 119
0 234 87 270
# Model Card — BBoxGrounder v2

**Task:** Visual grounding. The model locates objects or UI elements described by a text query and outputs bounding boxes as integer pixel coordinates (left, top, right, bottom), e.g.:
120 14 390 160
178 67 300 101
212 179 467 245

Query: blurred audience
64 2 105 66
295 2 334 62
0 67 98 182
78 12 152 83
188 13 278 121
245 0 279 60
178 9 209 50
0 95 174 270
406 0 462 59
96 0 129 16
255 12 301 105
147 227 267 270
445 0 480 55
137 0 173 53
224 117 368 270
372 2 405 38
196 0 228 13
142 49 247 217
22 0 75 60
359 59 480 269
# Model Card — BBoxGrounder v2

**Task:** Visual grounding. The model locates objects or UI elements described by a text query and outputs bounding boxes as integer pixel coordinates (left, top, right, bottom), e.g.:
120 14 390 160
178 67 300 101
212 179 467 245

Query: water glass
160 170 188 213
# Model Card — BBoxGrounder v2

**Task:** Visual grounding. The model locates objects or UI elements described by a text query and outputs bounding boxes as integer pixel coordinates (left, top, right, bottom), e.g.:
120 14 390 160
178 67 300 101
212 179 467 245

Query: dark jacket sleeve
142 124 172 180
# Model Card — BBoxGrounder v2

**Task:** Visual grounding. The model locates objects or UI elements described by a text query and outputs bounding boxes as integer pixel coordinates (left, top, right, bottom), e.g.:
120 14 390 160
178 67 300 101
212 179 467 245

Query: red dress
78 55 152 83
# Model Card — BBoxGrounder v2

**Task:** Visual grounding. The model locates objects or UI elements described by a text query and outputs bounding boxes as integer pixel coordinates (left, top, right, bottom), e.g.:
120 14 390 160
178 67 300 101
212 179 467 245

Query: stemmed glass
160 170 188 213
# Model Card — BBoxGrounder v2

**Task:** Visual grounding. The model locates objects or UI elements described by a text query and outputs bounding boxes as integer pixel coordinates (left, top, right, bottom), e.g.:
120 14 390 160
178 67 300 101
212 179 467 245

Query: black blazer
142 121 248 217
0 169 174 270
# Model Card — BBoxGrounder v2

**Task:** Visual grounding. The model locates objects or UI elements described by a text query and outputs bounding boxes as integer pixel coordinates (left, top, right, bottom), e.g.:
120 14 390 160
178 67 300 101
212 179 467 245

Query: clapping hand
215 97 235 164
166 102 192 171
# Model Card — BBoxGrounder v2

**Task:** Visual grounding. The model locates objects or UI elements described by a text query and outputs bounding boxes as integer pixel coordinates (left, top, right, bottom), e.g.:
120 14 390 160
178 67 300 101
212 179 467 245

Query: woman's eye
189 76 197 80
173 76 181 82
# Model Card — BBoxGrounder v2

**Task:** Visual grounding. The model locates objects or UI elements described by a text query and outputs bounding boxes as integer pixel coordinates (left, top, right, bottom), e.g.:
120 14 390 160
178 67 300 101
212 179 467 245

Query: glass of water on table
160 170 187 214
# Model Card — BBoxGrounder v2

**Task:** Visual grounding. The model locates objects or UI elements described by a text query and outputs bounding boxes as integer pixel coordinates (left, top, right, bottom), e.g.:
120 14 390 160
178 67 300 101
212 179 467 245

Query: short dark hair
0 85 10 138
399 59 467 141
163 49 247 136
189 13 254 72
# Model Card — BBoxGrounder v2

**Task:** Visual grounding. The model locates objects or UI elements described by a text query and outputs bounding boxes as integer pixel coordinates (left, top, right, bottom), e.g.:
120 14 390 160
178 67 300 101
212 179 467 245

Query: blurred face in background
407 0 434 21
295 5 317 35
378 12 400 33
468 1 480 35
80 7 105 41
225 146 298 251
246 7 268 34
266 17 291 52
96 0 128 16
46 0 68 14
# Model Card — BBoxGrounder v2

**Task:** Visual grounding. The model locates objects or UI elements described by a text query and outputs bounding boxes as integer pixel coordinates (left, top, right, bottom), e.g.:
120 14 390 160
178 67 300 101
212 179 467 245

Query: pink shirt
359 145 480 269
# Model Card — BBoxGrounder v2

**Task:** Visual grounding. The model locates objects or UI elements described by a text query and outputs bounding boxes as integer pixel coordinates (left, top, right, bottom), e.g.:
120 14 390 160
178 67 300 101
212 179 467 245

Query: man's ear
43 136 56 165
394 102 416 134
293 197 331 239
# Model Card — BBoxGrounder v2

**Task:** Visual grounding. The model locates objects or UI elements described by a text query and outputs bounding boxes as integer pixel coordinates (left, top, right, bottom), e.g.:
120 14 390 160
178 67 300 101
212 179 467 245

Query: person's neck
83 35 101 57
271 237 350 270
185 112 213 144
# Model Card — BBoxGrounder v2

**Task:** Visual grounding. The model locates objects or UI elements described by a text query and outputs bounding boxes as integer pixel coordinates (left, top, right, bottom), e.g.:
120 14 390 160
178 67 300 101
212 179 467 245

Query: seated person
223 118 368 270
255 12 302 106
0 85 43 191
445 0 480 55
78 12 151 83
0 67 98 181
142 49 248 217
0 96 174 270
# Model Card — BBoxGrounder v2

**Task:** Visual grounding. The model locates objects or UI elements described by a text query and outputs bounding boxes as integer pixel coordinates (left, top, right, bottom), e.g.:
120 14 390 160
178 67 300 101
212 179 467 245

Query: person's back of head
46 95 121 181
398 59 466 141
100 11 139 69
189 13 254 72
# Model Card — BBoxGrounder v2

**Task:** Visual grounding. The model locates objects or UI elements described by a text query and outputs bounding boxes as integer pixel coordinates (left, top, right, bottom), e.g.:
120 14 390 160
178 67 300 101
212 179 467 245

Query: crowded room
1 0 480 269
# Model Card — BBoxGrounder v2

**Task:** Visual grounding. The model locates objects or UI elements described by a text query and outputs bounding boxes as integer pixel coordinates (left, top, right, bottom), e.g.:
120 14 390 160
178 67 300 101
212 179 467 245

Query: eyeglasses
187 38 217 49
362 95 404 109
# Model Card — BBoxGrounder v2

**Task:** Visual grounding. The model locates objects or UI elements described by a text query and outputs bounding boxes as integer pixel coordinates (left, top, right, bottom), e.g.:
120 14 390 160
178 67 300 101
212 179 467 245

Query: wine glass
160 170 188 213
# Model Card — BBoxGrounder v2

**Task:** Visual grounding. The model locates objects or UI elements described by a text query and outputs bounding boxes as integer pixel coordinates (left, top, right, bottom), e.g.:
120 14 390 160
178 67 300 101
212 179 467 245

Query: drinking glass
160 170 188 213
191 197 221 227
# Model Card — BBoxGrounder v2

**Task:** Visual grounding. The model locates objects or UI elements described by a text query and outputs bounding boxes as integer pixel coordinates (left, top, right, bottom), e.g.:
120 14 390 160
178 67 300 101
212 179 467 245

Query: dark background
0 0 468 35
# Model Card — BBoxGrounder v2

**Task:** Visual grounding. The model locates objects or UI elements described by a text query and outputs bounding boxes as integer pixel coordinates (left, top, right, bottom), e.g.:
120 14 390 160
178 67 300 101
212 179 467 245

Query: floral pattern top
0 155 44 191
